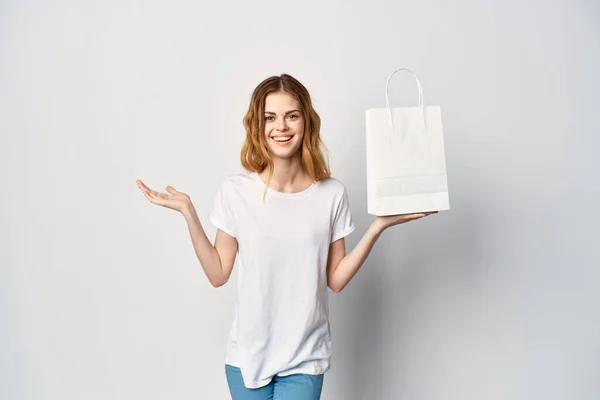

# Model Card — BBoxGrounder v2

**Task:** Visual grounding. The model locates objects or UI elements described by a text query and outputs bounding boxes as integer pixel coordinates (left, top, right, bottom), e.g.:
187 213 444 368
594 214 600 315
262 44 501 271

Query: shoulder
316 176 350 203
317 176 348 193
217 170 257 195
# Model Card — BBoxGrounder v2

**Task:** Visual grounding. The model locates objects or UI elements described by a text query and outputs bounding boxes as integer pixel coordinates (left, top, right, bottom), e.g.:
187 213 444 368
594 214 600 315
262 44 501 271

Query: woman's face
263 92 304 161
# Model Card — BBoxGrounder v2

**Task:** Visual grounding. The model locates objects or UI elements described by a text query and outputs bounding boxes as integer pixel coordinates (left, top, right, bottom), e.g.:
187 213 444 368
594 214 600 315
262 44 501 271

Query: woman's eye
264 115 299 121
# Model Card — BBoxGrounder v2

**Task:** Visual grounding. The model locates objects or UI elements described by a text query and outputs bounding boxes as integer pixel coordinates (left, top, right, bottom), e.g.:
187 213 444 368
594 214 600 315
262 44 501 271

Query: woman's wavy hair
240 74 331 195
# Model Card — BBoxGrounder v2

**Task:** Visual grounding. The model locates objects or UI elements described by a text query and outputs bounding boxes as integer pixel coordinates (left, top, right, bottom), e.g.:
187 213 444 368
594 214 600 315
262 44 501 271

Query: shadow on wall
343 184 484 399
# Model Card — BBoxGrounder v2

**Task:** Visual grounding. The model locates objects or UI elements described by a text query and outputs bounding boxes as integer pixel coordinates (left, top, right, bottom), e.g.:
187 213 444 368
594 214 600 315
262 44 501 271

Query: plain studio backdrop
1 1 599 399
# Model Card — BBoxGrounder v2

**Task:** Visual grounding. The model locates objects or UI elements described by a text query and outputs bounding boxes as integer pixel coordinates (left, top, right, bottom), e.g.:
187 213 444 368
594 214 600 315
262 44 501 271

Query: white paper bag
366 68 450 216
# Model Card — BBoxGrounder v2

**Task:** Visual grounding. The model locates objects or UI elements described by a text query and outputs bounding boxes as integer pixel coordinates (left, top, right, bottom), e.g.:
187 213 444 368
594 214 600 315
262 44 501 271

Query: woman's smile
271 135 294 144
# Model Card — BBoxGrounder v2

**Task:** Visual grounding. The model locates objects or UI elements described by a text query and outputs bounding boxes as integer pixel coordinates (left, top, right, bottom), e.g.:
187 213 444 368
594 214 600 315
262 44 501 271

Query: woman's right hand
136 179 192 214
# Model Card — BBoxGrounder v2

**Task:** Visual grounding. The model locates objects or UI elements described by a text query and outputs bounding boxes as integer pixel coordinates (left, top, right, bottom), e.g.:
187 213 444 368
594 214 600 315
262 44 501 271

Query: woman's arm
182 204 238 288
326 212 437 293
326 222 382 293
137 180 237 288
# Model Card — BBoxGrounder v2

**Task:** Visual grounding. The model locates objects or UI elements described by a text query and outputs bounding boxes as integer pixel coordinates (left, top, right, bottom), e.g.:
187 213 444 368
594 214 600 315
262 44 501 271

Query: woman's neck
259 157 313 193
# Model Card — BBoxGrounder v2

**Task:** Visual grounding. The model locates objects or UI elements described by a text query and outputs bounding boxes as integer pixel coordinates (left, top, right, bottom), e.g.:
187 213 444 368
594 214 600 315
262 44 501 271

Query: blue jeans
225 364 324 400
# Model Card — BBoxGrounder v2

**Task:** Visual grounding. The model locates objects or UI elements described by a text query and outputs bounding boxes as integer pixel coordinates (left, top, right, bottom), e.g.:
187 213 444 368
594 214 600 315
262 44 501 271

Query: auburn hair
240 74 331 195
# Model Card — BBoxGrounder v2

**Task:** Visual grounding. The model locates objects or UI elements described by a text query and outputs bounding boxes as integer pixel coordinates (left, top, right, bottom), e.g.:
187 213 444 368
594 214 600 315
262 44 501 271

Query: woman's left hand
374 211 438 231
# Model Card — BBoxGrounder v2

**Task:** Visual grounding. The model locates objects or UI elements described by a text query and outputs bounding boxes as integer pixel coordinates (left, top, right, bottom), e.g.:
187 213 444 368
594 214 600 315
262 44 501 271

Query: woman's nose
275 117 288 131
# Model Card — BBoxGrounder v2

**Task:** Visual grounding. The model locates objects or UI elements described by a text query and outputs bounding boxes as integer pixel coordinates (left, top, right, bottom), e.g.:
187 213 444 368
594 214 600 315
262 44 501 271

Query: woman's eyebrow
264 109 301 115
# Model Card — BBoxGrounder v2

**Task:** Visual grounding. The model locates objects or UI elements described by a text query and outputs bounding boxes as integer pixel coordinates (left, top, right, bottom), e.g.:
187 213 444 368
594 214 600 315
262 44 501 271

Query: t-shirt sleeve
208 179 237 238
331 185 356 243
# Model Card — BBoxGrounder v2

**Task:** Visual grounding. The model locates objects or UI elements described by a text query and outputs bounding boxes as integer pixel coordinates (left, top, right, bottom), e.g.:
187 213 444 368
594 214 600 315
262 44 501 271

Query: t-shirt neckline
252 171 318 198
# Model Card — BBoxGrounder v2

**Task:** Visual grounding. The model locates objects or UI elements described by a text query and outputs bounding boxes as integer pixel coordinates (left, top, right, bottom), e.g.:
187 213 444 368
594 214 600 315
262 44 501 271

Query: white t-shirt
208 170 355 389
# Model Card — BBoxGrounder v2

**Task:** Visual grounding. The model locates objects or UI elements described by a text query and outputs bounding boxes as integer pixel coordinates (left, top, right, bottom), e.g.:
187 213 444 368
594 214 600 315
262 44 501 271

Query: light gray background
1 1 599 399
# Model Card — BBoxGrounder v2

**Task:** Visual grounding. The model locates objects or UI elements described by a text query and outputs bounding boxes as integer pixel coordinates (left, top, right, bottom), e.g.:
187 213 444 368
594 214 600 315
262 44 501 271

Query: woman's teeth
272 136 292 142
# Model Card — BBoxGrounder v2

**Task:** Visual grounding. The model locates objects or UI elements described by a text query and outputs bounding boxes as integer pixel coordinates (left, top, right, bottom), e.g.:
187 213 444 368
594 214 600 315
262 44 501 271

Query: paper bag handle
384 68 426 130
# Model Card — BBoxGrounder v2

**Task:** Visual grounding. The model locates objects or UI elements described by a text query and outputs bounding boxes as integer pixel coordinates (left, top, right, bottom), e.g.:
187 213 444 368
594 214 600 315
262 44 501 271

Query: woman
136 74 436 399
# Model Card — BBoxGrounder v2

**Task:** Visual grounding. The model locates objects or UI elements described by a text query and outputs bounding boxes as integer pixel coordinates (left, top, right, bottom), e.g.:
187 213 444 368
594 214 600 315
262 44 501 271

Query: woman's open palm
136 180 191 213
376 211 438 230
